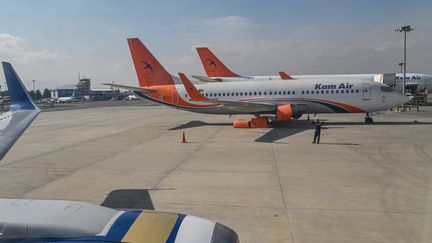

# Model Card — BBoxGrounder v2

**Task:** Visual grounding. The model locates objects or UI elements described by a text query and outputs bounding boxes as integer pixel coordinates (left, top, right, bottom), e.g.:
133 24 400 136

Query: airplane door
362 84 371 100
267 89 275 101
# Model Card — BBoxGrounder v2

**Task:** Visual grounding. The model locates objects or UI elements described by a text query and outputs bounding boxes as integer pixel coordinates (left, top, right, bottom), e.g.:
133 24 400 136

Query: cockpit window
380 86 394 92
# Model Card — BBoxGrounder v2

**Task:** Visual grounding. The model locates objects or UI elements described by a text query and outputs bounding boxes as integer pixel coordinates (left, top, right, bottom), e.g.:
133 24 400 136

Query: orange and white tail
127 38 174 87
196 47 240 78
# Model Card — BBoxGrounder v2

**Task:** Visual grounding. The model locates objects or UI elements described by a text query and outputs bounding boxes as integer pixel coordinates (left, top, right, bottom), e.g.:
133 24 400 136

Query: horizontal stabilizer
191 75 223 82
102 83 156 93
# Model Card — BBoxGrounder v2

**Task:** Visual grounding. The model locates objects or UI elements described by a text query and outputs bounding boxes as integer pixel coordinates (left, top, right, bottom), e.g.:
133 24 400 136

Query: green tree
29 90 35 99
43 88 51 98
35 89 42 100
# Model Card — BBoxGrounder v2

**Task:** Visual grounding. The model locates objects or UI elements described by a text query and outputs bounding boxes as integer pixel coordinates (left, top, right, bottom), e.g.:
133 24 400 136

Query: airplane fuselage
209 73 432 93
136 78 408 115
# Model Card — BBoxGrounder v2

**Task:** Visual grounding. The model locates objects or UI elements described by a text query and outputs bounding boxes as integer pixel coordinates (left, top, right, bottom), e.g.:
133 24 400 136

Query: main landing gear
232 115 269 128
365 113 374 124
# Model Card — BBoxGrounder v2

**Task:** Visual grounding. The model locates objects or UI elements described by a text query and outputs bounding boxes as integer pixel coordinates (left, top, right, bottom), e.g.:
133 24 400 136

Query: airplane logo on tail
205 58 217 72
140 60 153 74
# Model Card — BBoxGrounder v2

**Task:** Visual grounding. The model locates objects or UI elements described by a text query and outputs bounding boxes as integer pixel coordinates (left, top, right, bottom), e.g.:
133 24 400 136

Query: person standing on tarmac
312 119 324 144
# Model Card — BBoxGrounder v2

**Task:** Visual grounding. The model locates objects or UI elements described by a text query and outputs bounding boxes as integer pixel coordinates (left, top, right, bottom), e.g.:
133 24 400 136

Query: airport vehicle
57 89 77 103
196 47 432 93
106 38 408 127
0 62 239 243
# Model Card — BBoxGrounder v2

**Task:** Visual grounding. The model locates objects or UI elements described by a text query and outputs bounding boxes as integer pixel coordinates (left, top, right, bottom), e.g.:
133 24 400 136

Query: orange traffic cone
182 131 187 143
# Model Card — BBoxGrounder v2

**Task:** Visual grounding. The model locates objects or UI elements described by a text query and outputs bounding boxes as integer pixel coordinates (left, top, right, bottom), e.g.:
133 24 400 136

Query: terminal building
51 78 129 101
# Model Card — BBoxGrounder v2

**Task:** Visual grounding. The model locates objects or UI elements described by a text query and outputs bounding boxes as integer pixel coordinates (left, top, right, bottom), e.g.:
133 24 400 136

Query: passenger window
356 89 359 93
341 90 344 93
259 92 262 95
321 90 324 94
351 90 355 93
331 90 334 94
326 90 329 94
254 92 257 95
311 90 314 94
219 93 221 96
306 90 309 94
223 93 226 96
185 93 188 97
264 91 267 95
283 91 286 95
231 92 234 96
269 91 272 95
346 90 349 94
292 91 295 95
301 91 305 94
336 90 339 94
227 93 230 96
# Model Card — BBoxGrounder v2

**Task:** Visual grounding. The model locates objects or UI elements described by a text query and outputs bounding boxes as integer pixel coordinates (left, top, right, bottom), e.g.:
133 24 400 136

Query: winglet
178 73 209 102
2 62 39 112
1 62 40 160
196 47 240 78
279 71 294 80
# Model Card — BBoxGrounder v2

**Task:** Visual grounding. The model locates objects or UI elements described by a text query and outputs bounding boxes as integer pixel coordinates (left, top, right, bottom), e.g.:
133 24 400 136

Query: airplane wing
179 73 276 113
0 62 40 160
102 83 156 93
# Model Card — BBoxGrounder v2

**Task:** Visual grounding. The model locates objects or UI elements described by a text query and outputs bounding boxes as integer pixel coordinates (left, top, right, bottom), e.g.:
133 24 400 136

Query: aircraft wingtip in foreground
0 62 40 161
0 62 239 243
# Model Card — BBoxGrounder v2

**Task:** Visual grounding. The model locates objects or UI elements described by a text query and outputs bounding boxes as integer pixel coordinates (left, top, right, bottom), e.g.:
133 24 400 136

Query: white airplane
58 89 77 103
105 38 408 127
0 62 239 243
195 47 432 93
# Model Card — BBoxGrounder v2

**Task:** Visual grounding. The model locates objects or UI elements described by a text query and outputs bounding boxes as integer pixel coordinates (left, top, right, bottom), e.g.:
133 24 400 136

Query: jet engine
276 104 293 121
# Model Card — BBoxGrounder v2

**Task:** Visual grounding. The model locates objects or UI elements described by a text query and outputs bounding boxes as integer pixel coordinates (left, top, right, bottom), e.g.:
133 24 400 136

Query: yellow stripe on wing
121 211 178 243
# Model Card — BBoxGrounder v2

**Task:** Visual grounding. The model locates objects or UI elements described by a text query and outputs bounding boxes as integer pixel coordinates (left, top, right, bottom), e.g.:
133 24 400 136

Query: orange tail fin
127 38 174 87
196 47 240 78
279 71 294 80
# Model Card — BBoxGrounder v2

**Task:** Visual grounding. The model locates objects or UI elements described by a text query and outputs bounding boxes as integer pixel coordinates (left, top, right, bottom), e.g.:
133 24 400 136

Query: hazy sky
0 0 431 90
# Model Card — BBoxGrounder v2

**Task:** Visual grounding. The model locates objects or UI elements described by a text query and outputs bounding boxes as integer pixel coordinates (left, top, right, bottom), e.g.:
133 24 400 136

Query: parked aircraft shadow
169 120 232 130
101 189 155 210
255 120 314 143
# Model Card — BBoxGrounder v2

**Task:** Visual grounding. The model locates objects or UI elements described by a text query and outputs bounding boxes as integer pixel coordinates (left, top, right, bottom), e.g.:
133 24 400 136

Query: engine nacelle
276 104 293 121
232 119 250 128
232 116 269 128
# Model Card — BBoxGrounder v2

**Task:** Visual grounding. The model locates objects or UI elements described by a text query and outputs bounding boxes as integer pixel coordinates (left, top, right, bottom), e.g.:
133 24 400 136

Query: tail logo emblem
205 58 217 72
140 60 154 74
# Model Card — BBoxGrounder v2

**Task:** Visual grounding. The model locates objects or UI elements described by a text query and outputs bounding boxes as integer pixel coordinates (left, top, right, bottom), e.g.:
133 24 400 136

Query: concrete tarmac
1 104 432 243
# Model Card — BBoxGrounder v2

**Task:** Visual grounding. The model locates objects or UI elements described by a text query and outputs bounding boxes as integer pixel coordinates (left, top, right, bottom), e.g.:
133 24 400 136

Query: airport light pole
32 80 36 99
395 25 413 94
398 62 403 73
